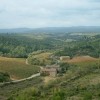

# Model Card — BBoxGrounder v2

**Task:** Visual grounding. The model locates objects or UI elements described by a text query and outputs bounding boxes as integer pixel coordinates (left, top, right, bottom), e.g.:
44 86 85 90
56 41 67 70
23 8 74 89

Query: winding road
0 73 40 86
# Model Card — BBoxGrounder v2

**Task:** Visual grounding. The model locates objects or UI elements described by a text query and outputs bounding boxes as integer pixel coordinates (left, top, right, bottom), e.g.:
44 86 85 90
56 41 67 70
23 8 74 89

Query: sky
0 0 100 28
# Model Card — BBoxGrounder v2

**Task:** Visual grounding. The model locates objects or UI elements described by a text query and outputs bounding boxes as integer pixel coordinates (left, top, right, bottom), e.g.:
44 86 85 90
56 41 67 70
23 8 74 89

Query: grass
39 59 100 99
0 56 100 100
73 59 100 68
0 57 40 79
63 56 99 63
28 52 53 65
34 52 51 58
34 52 52 61
0 76 43 100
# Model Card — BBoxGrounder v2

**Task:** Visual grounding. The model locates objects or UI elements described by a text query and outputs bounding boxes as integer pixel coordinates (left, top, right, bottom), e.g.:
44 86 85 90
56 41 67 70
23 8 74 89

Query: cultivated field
0 57 40 79
68 56 99 63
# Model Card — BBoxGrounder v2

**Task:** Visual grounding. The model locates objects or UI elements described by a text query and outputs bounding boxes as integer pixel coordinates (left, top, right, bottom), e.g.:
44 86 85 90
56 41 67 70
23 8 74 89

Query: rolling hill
0 26 100 33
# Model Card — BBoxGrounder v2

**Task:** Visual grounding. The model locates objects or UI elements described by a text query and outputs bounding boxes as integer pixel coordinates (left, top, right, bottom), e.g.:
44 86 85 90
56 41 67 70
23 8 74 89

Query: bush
51 89 66 100
60 63 70 73
83 92 92 100
0 72 10 82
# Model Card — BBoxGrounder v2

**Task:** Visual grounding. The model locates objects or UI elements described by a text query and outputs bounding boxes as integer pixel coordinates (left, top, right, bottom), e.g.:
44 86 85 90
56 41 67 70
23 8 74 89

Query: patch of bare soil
10 75 20 80
68 56 98 63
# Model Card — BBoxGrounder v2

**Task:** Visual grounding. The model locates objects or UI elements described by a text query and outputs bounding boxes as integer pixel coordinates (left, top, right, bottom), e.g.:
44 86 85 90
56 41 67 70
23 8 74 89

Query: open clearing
0 57 40 79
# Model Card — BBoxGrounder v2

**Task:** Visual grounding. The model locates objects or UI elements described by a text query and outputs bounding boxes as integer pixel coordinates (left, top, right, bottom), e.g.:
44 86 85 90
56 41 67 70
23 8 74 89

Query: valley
0 32 100 100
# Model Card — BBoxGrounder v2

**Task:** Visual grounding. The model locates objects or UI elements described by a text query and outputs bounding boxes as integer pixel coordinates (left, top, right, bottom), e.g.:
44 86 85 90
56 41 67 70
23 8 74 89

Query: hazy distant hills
0 26 100 33
0 28 32 33
31 26 100 33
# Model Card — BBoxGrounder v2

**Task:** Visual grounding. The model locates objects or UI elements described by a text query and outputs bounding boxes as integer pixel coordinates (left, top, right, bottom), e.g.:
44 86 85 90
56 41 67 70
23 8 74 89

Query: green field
0 76 43 100
0 57 40 79
1 60 99 100
0 56 100 100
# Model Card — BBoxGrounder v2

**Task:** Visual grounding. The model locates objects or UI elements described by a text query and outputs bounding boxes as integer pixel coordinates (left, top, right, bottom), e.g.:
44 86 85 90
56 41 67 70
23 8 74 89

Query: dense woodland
0 33 100 58
0 34 54 58
55 36 100 58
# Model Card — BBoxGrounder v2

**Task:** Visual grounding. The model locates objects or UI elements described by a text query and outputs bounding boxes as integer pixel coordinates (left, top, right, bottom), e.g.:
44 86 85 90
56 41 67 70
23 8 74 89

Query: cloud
0 0 100 28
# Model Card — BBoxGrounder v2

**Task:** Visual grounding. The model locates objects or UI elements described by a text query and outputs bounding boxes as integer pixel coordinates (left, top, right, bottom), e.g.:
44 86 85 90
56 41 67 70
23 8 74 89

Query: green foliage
0 61 100 100
55 35 100 58
51 89 65 100
27 51 54 66
0 33 66 58
11 88 41 100
83 92 92 100
11 46 27 58
0 77 43 99
59 62 70 73
0 72 10 82
28 57 40 65
0 33 100 58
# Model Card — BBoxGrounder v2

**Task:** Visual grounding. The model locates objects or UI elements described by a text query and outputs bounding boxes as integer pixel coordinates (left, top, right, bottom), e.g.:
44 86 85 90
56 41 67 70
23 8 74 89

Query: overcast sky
0 0 100 28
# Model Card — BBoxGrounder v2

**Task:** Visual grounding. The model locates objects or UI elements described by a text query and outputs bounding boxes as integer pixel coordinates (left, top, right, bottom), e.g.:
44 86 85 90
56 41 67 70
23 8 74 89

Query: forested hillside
55 35 100 58
0 33 63 58
0 33 100 58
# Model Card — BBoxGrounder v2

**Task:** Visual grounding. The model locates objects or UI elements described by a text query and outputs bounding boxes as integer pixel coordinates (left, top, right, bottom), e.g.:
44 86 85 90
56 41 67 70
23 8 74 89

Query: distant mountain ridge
0 28 32 33
0 26 100 33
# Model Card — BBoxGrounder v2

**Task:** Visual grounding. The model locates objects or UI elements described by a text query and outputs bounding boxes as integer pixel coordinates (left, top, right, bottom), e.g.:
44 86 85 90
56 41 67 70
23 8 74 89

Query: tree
60 63 70 73
0 72 10 82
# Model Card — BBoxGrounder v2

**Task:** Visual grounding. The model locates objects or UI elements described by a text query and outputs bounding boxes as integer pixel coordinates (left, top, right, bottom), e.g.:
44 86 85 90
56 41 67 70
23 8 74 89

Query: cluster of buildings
40 56 70 77
40 64 60 77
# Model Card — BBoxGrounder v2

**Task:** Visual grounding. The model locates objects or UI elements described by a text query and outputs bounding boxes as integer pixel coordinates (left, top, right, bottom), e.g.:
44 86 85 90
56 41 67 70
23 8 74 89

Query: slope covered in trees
0 33 63 58
0 33 100 58
55 35 100 58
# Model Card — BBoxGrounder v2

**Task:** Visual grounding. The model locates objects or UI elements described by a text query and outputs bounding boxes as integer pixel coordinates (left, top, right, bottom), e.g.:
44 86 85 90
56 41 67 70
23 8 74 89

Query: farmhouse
40 64 60 77
60 56 70 61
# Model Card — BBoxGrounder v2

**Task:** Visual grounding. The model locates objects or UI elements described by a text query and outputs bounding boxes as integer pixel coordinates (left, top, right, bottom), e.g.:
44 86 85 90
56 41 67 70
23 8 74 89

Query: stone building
40 64 60 77
60 56 70 61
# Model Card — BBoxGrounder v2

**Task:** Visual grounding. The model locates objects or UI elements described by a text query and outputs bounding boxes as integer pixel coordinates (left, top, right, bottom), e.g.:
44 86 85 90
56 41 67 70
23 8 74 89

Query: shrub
83 92 92 100
60 63 70 73
0 72 10 82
